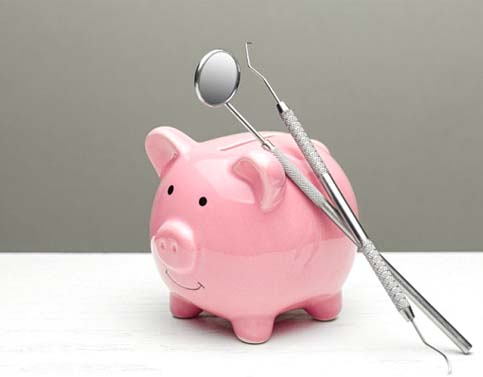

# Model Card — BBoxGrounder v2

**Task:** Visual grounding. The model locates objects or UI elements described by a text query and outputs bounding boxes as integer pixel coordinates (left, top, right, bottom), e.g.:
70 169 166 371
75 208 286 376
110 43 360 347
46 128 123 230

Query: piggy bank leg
304 292 342 321
170 293 202 319
232 316 275 344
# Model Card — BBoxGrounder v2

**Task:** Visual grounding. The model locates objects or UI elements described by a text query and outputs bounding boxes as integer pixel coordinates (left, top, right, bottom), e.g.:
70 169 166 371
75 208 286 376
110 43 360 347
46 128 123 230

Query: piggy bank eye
198 197 207 206
167 185 174 195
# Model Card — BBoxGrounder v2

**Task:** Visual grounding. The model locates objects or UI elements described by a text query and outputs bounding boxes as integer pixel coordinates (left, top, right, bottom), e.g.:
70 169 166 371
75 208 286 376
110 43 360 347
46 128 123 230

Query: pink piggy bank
146 127 358 343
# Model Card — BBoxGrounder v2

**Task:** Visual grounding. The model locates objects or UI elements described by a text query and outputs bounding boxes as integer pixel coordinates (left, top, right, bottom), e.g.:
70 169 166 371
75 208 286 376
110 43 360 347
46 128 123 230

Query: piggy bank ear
145 127 194 177
232 150 286 212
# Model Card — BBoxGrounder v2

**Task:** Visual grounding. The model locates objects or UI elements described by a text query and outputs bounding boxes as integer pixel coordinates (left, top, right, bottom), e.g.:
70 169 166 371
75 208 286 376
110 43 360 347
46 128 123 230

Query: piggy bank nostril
153 220 196 272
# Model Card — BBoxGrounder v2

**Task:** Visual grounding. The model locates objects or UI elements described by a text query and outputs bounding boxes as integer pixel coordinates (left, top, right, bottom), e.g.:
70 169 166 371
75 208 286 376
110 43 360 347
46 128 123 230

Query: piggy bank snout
152 220 197 273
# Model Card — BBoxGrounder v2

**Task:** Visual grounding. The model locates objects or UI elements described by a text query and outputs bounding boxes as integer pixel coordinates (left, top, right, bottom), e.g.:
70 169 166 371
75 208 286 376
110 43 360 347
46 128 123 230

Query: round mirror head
194 49 240 107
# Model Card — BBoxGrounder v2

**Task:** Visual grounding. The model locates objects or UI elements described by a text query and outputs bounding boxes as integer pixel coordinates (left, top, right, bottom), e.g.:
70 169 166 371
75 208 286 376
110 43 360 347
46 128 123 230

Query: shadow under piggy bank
180 309 332 344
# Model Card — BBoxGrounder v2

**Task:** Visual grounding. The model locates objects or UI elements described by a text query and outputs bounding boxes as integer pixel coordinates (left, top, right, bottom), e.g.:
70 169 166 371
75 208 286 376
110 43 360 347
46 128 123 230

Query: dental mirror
194 49 240 107
194 49 270 147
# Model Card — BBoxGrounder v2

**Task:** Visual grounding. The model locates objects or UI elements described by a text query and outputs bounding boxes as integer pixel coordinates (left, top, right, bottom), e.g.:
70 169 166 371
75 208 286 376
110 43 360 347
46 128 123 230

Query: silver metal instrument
244 41 474 371
243 41 471 350
194 46 472 374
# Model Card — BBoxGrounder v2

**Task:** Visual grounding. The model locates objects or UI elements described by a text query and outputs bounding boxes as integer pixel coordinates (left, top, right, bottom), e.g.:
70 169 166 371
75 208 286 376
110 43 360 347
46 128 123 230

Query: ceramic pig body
146 127 358 343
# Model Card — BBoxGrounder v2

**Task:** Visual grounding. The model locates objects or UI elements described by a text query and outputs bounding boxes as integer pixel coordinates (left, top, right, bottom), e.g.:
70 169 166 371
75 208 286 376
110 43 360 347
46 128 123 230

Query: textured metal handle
280 108 412 319
280 109 329 177
270 146 347 232
360 240 411 313
383 255 472 353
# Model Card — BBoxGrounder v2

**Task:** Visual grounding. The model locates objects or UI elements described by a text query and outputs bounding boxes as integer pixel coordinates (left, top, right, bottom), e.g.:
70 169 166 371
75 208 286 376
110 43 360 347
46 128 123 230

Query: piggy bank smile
164 268 205 291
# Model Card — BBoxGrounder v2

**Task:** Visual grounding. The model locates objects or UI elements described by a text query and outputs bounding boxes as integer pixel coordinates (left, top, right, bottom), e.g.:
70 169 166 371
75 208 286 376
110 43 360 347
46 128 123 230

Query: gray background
0 1 482 252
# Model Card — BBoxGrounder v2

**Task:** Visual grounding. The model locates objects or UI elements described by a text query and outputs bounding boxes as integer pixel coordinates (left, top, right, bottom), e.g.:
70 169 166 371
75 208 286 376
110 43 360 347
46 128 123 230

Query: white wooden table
1 252 481 376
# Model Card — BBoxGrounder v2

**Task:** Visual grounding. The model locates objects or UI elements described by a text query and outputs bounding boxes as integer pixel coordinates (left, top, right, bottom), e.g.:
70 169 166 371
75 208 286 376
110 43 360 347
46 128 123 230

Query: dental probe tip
411 319 452 374
244 41 281 104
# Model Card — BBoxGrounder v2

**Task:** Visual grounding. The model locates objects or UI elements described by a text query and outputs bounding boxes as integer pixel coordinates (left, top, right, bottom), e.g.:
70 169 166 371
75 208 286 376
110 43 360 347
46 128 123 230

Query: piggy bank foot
232 317 275 344
304 292 342 321
170 293 202 319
